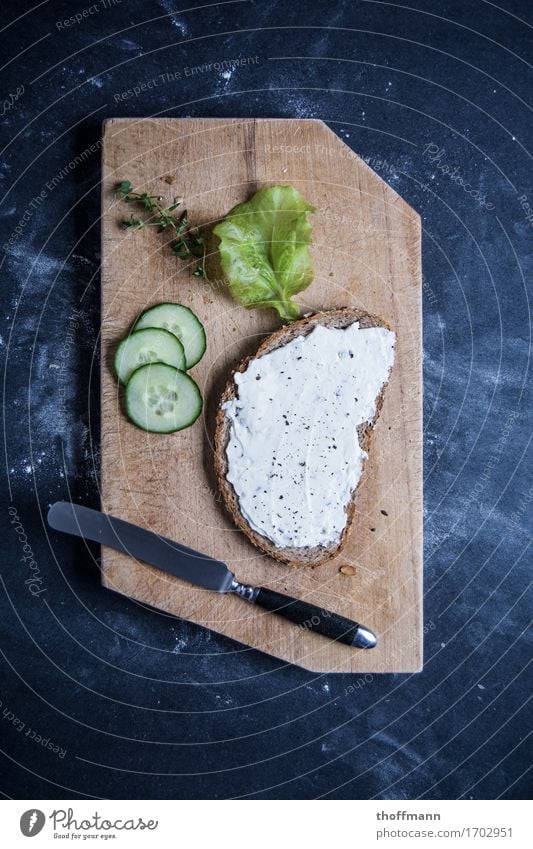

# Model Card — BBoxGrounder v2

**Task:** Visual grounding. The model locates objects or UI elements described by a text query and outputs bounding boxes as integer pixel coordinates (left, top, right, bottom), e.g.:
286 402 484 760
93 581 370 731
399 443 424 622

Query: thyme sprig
116 180 205 277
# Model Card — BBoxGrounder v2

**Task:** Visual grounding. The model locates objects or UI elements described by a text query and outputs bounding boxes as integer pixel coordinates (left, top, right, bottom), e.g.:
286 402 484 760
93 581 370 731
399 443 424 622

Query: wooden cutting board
100 118 422 673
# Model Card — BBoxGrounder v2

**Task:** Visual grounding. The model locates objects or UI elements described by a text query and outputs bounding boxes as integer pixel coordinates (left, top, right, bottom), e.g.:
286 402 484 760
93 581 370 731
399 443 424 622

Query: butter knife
48 501 377 649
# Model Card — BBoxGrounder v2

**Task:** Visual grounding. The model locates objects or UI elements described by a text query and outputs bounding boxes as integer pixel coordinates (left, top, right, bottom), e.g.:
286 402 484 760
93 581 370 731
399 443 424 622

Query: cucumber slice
134 303 206 368
125 363 202 433
114 328 186 385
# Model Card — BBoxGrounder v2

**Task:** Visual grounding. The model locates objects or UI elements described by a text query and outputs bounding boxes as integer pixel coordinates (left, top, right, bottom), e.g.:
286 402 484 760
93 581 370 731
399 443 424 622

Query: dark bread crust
214 309 394 567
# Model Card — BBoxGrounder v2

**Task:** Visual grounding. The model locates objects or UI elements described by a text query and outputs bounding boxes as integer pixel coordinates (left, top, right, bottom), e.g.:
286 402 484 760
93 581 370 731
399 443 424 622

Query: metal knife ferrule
229 579 259 603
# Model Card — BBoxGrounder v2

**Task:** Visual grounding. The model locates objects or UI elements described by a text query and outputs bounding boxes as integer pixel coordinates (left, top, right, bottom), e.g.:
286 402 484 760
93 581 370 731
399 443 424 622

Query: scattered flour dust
7 244 66 284
173 637 188 654
159 0 188 33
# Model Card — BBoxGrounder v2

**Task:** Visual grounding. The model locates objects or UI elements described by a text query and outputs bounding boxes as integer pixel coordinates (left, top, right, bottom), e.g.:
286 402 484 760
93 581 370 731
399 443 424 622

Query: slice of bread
214 308 394 567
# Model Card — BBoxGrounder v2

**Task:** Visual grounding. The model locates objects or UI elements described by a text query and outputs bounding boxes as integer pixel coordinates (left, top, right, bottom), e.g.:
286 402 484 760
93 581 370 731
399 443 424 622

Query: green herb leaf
213 185 315 321
122 216 145 229
117 180 133 197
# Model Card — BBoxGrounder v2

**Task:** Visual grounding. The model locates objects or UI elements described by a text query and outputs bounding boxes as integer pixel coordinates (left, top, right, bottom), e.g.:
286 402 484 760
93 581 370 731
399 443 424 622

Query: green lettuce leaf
213 185 316 321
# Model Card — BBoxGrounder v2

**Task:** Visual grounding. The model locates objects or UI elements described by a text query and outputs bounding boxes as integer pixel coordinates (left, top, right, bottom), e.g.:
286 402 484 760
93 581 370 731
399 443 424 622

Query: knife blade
47 501 377 649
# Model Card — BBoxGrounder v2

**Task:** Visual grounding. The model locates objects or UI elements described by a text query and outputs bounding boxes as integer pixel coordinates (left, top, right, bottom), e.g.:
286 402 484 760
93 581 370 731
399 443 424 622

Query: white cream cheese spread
223 322 395 548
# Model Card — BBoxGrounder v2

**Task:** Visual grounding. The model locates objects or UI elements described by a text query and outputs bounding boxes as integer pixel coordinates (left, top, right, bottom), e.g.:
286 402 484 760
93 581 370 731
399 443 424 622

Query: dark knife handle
252 587 377 649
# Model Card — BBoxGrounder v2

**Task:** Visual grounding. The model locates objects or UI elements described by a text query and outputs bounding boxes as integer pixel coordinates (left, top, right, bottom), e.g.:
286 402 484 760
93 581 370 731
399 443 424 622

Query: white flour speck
173 637 188 654
121 38 139 50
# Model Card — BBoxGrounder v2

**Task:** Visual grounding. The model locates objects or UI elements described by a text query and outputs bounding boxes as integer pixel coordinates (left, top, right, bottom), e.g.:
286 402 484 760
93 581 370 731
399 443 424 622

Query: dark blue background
1 0 531 799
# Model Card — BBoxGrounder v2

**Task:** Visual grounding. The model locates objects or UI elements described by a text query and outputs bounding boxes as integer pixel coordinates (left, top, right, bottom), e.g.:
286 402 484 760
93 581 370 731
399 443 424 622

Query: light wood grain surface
100 118 422 673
